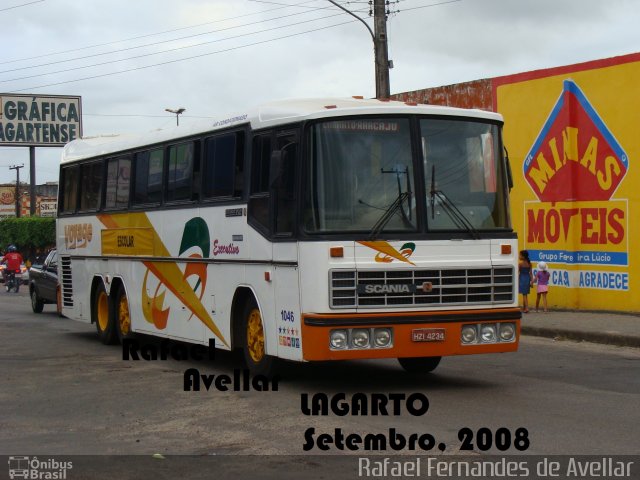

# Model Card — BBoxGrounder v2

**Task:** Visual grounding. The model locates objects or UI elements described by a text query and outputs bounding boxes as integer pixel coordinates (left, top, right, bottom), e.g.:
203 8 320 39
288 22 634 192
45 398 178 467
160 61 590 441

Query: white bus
57 97 520 376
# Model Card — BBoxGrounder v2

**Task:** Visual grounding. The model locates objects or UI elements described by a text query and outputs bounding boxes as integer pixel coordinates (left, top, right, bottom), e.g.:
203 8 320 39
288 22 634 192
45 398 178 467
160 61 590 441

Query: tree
0 217 56 261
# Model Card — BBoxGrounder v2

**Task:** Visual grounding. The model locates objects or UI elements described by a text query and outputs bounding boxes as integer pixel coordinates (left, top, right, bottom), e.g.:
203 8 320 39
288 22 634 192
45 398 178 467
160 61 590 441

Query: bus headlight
461 325 477 344
499 323 516 342
373 328 392 348
351 329 370 348
330 330 348 350
480 324 497 343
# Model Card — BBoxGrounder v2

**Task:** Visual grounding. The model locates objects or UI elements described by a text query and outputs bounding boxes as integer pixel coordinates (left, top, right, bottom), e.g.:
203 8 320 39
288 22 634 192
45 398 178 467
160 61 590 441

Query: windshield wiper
369 191 411 240
429 165 480 239
368 165 413 240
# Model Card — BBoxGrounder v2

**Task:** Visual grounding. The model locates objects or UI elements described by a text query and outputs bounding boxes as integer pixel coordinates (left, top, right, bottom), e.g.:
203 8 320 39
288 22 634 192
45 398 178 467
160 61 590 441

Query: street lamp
165 108 186 126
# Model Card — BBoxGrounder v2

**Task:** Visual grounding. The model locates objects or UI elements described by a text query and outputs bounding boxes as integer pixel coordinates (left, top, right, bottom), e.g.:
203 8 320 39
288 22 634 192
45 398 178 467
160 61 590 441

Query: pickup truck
28 249 62 315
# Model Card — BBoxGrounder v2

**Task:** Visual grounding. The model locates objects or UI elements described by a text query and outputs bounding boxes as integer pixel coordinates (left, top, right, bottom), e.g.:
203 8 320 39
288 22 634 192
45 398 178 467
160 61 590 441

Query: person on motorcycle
3 245 24 293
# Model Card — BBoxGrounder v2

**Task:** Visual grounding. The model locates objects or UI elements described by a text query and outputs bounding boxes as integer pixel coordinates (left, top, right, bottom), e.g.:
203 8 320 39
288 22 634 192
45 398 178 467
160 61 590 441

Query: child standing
535 261 551 313
518 250 533 313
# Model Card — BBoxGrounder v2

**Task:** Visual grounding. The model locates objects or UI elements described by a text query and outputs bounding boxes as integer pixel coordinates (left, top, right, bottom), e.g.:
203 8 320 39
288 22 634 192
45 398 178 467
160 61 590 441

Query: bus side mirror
504 146 514 191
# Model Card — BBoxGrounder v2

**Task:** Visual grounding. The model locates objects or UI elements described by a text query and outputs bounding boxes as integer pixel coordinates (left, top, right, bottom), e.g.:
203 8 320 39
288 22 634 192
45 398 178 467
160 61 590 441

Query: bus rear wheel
93 283 117 344
115 285 134 342
242 299 278 378
398 356 442 373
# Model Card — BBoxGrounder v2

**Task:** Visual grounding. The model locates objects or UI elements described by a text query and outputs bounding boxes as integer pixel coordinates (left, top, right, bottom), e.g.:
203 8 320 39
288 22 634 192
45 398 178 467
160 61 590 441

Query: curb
521 326 640 348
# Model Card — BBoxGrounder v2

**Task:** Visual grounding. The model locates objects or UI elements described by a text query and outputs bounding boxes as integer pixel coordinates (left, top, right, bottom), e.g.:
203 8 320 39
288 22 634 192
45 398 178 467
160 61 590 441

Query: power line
0 4 348 74
0 10 366 84
0 0 44 13
84 113 216 119
7 19 357 93
0 0 320 66
396 0 461 13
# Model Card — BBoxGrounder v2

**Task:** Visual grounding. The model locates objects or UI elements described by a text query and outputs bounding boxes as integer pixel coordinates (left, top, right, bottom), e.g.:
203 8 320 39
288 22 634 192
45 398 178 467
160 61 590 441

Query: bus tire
31 288 44 313
398 356 442 373
242 298 278 378
93 283 117 345
115 284 134 343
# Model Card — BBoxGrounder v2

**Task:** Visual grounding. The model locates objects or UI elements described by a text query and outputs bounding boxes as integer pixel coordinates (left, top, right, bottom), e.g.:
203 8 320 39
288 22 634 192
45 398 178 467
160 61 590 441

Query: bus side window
273 132 297 236
79 161 103 212
248 133 272 233
60 165 79 214
134 148 164 205
105 157 131 209
166 142 195 203
203 131 244 199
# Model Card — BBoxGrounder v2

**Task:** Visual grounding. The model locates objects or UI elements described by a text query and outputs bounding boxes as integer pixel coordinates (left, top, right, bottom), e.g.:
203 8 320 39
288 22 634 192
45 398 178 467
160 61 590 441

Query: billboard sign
0 93 82 146
495 53 639 310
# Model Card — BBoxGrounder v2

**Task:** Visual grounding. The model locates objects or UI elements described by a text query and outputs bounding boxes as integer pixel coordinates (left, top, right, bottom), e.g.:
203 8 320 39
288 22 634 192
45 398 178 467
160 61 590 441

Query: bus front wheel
242 299 278 378
93 283 117 345
398 356 442 373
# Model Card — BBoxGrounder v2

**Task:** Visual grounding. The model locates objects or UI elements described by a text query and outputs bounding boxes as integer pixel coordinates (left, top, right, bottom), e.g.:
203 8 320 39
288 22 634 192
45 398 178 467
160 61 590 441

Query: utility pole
9 164 24 218
326 0 391 99
373 0 391 98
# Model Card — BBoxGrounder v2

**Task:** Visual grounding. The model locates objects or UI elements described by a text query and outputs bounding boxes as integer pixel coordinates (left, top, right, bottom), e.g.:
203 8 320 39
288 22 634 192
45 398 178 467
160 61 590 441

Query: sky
0 0 638 184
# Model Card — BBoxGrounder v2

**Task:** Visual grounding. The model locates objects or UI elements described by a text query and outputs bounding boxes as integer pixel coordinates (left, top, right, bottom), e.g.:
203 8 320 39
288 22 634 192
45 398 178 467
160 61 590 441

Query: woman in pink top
535 261 551 313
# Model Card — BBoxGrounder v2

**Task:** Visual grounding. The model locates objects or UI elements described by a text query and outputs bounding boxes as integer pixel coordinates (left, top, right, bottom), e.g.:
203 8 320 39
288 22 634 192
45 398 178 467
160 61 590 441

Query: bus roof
61 97 503 164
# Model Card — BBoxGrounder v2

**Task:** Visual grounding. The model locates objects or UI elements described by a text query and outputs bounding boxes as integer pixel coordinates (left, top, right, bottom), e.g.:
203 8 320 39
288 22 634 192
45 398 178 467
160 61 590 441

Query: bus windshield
422 119 509 231
303 117 510 235
303 118 417 234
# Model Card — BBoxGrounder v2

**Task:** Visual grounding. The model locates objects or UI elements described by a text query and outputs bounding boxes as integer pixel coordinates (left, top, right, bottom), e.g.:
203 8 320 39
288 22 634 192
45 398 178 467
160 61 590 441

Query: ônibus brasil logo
523 79 628 202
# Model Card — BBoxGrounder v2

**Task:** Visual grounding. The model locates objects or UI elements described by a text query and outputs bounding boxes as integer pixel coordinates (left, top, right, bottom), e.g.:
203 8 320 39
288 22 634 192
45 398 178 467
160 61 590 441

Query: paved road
1 292 638 460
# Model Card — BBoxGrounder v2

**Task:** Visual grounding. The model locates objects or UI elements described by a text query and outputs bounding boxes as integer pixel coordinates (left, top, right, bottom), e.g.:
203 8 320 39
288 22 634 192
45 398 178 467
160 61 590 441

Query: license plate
411 328 445 342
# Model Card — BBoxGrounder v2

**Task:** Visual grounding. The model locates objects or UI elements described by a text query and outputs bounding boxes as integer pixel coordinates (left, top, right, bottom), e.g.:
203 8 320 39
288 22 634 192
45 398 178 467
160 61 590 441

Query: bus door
271 130 302 359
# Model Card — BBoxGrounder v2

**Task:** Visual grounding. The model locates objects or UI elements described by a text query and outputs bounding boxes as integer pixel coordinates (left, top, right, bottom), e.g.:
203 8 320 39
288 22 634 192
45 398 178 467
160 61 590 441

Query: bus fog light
499 323 515 341
330 330 348 350
461 325 477 344
373 328 392 348
351 329 370 348
480 324 497 343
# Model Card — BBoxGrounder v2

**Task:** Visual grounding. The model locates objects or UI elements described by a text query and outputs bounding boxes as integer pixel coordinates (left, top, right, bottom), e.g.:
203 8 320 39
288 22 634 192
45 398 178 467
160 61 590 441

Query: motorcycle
5 269 20 293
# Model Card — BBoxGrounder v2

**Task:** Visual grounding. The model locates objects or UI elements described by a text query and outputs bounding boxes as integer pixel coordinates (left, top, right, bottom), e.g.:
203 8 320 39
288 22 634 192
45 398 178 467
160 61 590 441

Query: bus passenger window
105 157 131 209
203 132 244 199
79 161 103 211
60 166 79 214
134 149 163 205
167 143 194 202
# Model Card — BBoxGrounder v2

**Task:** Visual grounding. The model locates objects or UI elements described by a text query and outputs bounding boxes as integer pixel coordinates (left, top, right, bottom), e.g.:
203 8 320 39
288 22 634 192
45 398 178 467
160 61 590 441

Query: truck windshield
422 119 509 231
302 118 417 234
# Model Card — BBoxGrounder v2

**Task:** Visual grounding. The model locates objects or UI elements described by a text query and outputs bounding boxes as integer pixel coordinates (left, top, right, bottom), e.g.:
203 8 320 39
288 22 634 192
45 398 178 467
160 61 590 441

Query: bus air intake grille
60 256 74 307
330 267 514 309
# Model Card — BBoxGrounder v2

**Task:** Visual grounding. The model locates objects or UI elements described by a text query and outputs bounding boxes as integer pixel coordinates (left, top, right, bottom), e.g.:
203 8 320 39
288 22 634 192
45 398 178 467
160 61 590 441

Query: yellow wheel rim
97 291 109 331
118 294 131 336
247 308 265 363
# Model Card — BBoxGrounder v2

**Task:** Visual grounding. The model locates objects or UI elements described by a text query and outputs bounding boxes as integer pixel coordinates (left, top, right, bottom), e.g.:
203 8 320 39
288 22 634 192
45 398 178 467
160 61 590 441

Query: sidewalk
520 309 640 348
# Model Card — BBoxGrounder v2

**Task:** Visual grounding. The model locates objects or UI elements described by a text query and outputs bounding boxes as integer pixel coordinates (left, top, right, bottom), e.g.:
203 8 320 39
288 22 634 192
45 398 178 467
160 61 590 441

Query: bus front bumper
300 308 521 361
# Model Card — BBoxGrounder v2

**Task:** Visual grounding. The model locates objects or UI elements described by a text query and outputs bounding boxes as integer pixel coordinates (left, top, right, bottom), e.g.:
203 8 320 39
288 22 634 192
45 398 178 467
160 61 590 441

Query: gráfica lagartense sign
0 93 82 146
